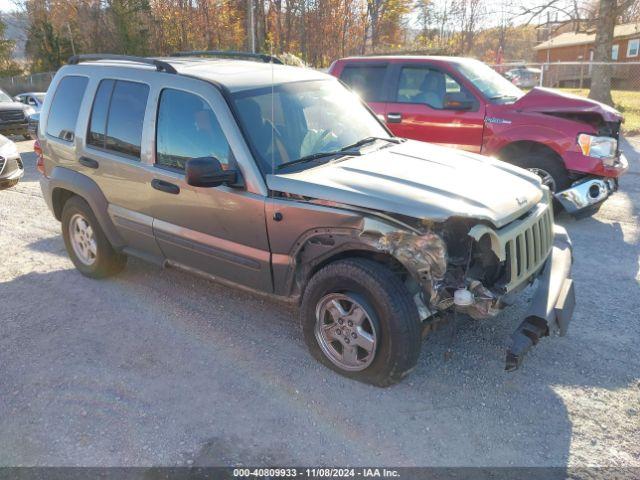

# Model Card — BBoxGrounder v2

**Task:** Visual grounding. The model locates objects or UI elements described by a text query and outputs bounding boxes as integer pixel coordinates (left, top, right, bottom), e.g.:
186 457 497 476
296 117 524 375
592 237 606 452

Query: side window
339 65 386 102
87 79 149 159
88 80 114 149
46 75 88 141
156 89 232 171
396 67 472 110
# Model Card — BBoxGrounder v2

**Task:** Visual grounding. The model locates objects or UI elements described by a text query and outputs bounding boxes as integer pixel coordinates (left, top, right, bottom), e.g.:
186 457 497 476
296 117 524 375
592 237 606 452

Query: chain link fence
0 72 54 96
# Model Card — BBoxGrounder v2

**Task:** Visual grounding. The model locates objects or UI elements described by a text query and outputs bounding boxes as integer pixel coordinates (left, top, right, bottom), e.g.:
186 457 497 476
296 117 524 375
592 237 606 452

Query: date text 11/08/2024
233 468 400 477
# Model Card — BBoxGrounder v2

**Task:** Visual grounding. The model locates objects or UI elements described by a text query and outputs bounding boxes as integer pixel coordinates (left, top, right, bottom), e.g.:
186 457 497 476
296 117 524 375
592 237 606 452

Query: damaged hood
267 140 544 228
510 87 622 122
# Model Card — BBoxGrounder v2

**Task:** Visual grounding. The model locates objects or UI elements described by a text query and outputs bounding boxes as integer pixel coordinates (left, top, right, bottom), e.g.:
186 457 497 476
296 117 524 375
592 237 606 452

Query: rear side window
46 76 88 141
339 65 386 102
88 79 149 159
156 89 232 171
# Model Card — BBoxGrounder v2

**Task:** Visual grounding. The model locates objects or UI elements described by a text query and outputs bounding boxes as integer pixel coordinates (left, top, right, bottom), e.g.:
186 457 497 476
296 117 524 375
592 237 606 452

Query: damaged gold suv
38 53 575 386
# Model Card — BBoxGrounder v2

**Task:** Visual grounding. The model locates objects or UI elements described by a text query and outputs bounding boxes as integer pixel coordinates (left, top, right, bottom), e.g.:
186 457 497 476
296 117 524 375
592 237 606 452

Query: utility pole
247 0 256 53
66 23 76 56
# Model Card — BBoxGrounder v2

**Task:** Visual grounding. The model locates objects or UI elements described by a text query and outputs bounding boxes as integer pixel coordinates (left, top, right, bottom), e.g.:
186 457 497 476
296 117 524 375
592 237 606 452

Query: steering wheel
264 119 291 164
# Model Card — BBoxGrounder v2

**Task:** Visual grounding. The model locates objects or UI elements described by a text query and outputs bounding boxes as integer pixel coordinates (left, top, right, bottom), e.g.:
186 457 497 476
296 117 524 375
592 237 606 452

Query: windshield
0 90 14 103
232 80 389 173
35 94 46 102
455 60 524 104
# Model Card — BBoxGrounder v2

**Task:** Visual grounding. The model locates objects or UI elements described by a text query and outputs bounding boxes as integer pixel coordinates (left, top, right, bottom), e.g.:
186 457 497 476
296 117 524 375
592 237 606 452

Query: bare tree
589 0 635 104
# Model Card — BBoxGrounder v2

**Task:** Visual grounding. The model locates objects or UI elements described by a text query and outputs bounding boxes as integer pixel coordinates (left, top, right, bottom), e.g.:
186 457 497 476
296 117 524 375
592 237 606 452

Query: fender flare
47 166 125 248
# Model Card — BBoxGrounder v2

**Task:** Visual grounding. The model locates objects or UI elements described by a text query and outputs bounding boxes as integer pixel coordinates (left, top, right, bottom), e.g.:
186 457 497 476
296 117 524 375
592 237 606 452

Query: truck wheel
61 196 126 278
510 152 570 193
300 258 421 387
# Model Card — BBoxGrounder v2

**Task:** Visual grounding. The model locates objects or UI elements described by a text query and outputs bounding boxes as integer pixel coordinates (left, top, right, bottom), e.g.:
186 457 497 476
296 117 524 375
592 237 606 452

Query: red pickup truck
329 56 628 215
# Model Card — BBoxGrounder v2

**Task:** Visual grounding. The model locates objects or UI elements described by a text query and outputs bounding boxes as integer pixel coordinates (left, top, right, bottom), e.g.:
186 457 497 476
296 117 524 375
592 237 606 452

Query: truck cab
329 56 628 216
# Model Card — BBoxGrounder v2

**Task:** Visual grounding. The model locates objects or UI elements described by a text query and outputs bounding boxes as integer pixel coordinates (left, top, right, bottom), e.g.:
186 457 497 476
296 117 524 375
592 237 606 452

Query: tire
22 133 32 140
300 258 421 387
507 151 571 193
61 196 126 278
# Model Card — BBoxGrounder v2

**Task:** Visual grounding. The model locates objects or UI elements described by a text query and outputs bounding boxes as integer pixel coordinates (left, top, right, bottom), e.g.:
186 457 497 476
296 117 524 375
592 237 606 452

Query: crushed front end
366 192 575 370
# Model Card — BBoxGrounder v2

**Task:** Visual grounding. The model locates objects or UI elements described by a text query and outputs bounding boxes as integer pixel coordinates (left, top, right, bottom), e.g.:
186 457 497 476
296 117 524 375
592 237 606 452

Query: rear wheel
61 196 126 278
300 258 421 387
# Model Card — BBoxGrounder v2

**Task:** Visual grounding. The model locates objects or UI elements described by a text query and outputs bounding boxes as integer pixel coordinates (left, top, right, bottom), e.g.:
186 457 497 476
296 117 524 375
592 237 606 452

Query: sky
0 0 17 13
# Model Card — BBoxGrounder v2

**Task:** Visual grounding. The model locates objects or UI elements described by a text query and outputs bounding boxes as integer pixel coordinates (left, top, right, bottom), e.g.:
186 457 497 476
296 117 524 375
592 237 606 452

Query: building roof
534 22 640 50
70 57 331 93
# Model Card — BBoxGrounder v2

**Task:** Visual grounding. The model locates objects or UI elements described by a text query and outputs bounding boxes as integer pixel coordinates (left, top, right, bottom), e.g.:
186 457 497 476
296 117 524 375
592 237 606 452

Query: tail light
34 139 45 175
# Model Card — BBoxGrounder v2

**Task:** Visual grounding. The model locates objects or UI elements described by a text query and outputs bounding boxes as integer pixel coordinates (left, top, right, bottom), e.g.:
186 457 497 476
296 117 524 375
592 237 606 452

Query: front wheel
508 152 570 193
300 258 421 387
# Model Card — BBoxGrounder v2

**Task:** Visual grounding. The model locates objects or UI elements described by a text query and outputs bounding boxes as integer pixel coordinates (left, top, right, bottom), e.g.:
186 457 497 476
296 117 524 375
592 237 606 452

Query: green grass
558 88 640 137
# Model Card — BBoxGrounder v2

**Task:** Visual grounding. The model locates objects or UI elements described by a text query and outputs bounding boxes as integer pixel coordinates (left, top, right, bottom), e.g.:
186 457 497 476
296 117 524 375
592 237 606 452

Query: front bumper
555 172 621 215
505 225 574 371
0 121 29 135
0 155 24 187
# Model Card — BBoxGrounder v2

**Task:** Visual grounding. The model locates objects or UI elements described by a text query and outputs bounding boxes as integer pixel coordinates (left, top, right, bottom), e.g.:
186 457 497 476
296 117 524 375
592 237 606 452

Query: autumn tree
0 17 22 76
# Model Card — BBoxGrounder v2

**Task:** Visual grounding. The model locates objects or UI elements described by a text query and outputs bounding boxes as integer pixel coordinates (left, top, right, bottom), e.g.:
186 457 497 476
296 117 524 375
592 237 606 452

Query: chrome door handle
387 113 402 123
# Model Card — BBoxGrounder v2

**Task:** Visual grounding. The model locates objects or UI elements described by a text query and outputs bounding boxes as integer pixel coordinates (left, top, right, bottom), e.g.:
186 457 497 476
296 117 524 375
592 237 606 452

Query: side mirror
185 156 238 188
443 93 474 111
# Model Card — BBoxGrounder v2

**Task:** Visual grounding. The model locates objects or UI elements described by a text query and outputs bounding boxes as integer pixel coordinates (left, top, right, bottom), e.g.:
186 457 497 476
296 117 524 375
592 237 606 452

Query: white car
15 92 46 112
0 134 23 189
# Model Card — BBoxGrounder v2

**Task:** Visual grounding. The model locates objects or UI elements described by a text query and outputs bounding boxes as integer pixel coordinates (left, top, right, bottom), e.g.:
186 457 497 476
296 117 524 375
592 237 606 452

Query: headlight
24 106 36 116
577 134 617 163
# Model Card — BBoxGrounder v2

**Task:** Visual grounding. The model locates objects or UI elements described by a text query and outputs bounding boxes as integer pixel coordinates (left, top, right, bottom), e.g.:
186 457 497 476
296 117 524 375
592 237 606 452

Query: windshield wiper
275 150 347 171
339 136 401 151
490 94 518 101
275 137 401 171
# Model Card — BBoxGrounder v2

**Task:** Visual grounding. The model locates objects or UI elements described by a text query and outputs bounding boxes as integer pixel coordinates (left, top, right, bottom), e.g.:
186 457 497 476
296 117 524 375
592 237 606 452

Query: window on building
156 89 232 171
628 38 640 58
46 76 88 142
611 44 619 61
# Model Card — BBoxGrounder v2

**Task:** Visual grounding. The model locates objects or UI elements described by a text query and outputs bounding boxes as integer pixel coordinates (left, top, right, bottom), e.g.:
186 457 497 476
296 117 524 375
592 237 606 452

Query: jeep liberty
37 54 575 386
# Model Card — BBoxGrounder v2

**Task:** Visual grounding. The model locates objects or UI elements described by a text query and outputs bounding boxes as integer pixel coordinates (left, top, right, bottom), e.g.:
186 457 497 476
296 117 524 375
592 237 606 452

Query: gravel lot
0 138 639 468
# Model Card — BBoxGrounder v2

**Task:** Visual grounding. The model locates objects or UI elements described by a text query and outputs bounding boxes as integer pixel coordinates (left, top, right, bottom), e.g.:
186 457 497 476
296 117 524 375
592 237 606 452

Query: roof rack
171 50 283 65
68 54 178 74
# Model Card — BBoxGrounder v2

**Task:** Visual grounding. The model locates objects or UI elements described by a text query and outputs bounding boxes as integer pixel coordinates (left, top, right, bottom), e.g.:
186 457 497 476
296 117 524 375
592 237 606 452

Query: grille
505 205 554 288
0 157 5 175
0 110 25 122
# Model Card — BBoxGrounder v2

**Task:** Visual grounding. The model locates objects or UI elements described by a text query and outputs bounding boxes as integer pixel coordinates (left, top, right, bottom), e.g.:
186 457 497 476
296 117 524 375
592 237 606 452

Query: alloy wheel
529 167 557 192
69 213 97 266
314 293 378 371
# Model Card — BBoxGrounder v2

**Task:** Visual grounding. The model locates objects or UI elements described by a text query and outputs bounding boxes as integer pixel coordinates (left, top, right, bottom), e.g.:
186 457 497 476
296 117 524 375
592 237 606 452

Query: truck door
384 64 485 152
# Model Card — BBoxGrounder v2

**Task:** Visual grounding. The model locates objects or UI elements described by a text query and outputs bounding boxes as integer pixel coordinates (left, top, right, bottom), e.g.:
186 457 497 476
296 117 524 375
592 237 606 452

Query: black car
0 88 36 138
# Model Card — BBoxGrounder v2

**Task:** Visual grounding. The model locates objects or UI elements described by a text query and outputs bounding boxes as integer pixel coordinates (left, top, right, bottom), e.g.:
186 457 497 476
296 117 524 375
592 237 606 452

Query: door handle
387 112 402 123
151 179 180 195
79 156 99 169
